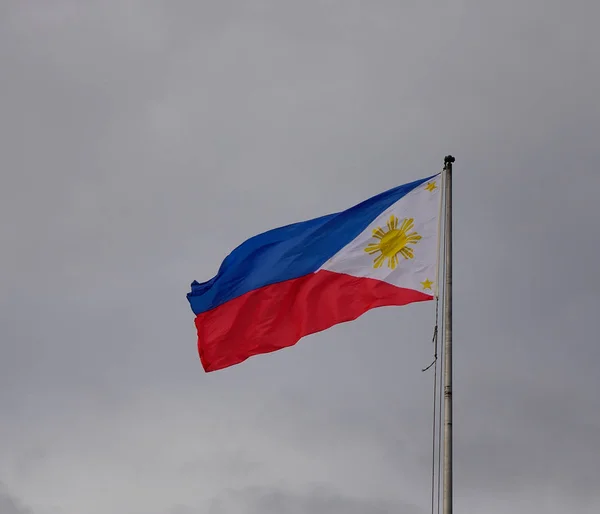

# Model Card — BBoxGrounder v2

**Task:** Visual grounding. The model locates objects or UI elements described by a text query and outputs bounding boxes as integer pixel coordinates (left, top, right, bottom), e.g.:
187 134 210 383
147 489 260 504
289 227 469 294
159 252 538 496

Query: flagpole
442 155 455 514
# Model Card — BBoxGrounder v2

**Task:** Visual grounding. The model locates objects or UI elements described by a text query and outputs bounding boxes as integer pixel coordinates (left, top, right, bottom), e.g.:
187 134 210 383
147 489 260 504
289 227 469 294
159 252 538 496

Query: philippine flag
187 173 442 372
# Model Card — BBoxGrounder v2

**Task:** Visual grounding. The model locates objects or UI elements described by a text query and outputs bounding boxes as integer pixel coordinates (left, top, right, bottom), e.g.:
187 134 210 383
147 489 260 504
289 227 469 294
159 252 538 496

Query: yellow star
421 278 433 290
425 181 437 192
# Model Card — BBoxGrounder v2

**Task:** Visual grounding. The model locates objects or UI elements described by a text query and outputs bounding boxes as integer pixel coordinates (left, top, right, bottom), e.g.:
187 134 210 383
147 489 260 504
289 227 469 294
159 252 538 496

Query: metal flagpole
442 155 455 514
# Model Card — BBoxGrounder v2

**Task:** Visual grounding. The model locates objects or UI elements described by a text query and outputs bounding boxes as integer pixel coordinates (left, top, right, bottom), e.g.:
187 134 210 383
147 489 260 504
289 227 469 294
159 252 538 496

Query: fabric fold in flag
187 173 442 372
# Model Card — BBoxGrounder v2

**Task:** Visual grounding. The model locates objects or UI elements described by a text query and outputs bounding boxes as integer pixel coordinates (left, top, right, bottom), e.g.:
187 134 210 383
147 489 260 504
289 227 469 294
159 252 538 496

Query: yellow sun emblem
364 215 422 269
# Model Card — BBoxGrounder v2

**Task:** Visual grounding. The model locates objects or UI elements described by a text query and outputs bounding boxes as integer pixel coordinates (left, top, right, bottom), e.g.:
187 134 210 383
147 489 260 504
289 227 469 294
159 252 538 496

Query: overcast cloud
1 1 599 513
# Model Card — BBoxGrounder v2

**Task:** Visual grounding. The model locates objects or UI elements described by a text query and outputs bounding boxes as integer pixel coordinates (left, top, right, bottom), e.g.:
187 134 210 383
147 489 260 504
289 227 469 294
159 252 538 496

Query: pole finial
444 155 455 166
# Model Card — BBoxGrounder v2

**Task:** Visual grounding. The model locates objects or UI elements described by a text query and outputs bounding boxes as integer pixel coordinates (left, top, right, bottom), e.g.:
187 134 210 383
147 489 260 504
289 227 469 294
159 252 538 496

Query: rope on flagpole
422 296 439 514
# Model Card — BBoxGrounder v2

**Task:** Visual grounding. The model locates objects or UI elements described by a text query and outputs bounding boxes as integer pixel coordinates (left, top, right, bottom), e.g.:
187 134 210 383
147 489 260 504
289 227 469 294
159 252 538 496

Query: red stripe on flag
194 269 433 372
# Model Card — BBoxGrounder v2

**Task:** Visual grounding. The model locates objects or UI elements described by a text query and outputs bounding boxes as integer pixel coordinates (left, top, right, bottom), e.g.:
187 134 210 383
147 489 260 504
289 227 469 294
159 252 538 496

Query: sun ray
387 215 398 231
372 227 386 239
373 253 386 268
406 232 422 244
365 243 382 254
399 217 414 233
400 247 414 259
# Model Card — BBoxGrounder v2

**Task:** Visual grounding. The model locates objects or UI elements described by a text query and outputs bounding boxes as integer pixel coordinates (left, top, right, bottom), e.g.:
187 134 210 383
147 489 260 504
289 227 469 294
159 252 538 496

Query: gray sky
1 1 599 513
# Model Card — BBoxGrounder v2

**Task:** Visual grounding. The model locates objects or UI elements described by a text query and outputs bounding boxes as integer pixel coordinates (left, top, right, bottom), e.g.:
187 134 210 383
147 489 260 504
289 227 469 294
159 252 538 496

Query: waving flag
187 173 442 372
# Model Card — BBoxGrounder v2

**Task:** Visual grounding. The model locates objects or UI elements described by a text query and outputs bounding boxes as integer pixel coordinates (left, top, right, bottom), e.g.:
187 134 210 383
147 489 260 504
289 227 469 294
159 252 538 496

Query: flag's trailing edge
187 173 442 372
